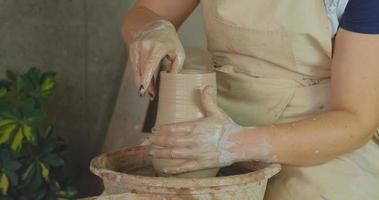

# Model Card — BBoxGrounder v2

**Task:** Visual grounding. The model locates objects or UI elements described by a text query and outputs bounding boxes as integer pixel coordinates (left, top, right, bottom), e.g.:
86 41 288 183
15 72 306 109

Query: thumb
167 48 185 73
201 86 223 117
140 51 166 95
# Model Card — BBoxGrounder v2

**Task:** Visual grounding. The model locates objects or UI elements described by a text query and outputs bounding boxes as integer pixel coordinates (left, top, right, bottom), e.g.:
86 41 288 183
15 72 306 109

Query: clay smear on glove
261 137 278 162
131 19 175 40
218 123 246 165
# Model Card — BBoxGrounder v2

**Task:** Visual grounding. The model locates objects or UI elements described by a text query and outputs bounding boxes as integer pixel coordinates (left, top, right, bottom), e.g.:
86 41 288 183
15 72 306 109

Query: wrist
231 127 277 163
145 19 176 31
133 19 176 40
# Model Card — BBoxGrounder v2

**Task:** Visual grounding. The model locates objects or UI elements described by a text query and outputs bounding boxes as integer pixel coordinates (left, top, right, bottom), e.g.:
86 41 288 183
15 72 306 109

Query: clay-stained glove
149 86 249 174
128 19 185 98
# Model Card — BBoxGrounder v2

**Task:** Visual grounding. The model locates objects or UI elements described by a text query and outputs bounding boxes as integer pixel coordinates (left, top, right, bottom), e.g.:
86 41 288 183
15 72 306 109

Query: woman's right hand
128 19 185 98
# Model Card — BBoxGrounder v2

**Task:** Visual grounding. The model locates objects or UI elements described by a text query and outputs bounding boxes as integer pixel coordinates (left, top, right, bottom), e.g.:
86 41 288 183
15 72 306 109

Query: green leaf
4 159 22 170
0 124 17 144
41 154 64 167
35 188 47 200
20 98 45 122
0 149 11 161
39 90 54 100
52 179 61 190
5 70 16 82
56 190 67 197
42 125 53 139
0 104 20 119
20 98 36 114
10 128 24 151
22 124 36 144
29 165 42 190
40 74 55 92
25 68 41 87
0 119 15 128
0 87 6 97
39 162 49 181
65 186 77 196
4 170 18 186
16 76 28 92
0 173 9 195
40 136 58 155
21 163 34 181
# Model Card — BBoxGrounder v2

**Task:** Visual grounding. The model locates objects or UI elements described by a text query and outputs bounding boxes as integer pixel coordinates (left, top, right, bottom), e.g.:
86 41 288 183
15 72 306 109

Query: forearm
122 0 198 43
233 111 376 166
122 7 161 44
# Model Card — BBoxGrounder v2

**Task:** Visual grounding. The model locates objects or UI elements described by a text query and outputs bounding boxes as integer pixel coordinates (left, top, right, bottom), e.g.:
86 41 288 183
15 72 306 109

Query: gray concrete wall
0 0 205 197
179 6 206 48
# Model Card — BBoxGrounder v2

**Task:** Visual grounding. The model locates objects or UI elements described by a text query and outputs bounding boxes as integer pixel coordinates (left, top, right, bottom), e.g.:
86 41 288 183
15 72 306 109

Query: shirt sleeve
339 0 379 34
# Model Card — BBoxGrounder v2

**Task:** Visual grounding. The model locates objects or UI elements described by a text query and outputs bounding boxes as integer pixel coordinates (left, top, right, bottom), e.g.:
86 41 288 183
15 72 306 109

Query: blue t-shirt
339 0 379 34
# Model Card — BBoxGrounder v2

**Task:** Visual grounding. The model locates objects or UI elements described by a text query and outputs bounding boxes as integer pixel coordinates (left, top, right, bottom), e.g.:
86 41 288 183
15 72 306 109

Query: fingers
139 46 167 95
163 160 211 174
127 19 184 97
129 41 167 96
140 43 185 92
149 147 196 160
151 134 194 147
128 44 141 87
201 86 222 117
167 47 185 73
154 121 196 136
147 76 156 100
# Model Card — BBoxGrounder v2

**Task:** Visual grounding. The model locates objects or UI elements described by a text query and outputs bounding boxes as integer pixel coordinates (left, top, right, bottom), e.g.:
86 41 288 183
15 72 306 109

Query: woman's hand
149 86 248 174
128 19 185 98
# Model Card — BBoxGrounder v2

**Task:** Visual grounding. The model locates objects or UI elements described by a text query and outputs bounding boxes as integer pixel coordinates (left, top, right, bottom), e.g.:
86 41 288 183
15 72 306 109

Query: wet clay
152 69 219 178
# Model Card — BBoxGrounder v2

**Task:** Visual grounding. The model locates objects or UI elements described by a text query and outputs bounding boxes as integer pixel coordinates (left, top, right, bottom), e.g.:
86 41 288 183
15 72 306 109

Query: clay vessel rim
90 145 281 189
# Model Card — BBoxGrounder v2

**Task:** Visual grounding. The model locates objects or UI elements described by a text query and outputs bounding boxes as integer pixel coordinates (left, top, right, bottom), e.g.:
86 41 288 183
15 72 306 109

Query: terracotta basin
90 145 281 200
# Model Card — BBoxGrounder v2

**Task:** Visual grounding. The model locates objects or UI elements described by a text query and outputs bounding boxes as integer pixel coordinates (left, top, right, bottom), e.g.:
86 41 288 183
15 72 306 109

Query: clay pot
152 69 219 178
90 145 281 200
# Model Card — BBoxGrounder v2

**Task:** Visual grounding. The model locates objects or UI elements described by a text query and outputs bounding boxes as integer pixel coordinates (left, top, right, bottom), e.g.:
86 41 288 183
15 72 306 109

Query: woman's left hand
149 86 248 174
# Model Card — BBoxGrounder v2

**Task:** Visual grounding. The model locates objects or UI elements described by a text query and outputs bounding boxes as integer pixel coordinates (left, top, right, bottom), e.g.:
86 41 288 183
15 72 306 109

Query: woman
122 0 379 199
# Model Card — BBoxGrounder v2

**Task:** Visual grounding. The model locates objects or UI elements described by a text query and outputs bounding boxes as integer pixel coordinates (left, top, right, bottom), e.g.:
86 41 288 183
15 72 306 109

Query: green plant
0 68 76 199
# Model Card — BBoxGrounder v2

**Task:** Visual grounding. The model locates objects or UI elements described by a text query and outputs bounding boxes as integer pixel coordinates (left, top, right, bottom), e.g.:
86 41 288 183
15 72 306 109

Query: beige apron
200 0 379 199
